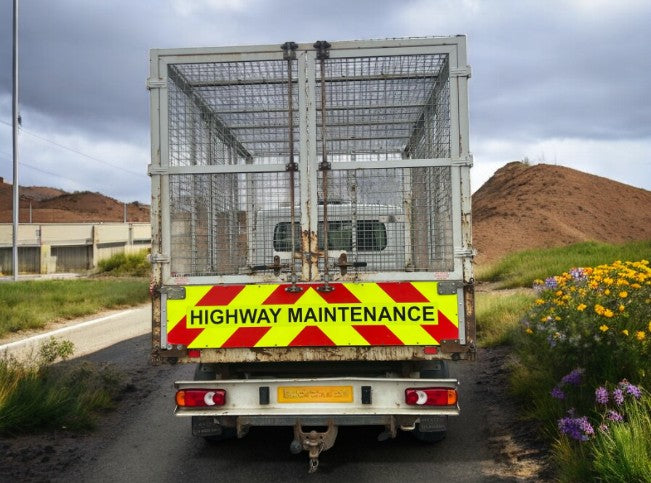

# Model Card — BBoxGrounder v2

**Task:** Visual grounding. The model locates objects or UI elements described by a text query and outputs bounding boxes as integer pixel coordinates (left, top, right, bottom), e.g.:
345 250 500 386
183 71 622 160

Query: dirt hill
473 162 651 263
0 179 149 223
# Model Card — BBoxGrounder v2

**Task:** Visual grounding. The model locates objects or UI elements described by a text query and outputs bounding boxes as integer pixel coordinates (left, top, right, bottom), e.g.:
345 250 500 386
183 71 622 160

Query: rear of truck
148 37 473 470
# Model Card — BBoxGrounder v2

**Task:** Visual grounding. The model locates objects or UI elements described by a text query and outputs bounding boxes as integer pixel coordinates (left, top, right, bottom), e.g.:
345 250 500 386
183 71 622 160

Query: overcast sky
1 0 650 204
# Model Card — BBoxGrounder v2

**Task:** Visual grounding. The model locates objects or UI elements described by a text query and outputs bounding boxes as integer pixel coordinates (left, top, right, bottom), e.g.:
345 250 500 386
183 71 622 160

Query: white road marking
0 309 137 353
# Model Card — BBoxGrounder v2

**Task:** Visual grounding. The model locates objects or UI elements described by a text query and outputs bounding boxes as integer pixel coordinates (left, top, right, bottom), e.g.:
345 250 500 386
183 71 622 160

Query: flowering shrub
550 370 649 480
514 259 651 480
523 260 650 388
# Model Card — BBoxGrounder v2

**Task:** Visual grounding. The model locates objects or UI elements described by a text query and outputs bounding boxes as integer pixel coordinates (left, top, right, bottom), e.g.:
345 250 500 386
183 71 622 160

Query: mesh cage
165 47 455 278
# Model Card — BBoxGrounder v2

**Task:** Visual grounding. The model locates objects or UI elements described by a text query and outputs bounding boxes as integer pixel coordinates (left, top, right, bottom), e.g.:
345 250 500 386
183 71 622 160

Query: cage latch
313 40 331 60
251 255 283 276
336 253 368 276
281 41 298 60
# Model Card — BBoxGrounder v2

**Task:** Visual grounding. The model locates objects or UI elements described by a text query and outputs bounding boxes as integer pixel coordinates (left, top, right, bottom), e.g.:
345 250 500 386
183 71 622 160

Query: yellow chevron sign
166 282 460 348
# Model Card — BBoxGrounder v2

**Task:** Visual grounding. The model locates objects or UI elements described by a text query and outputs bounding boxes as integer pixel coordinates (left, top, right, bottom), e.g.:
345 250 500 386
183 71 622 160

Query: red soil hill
472 162 651 263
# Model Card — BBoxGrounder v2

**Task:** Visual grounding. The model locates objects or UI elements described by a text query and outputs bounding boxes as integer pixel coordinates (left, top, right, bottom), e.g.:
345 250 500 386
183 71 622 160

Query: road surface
0 307 545 482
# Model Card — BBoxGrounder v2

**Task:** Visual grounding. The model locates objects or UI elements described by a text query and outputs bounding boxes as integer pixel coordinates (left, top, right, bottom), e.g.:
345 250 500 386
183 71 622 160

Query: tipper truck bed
148 36 474 471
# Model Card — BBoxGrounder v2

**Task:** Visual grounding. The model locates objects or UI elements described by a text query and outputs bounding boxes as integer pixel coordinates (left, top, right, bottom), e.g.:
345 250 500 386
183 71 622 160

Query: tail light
176 389 226 407
405 387 457 406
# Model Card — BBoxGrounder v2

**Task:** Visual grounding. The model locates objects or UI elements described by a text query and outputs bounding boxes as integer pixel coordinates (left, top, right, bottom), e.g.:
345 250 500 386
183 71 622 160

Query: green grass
476 240 651 288
0 338 124 435
591 395 651 482
475 290 535 347
96 250 150 277
0 278 149 338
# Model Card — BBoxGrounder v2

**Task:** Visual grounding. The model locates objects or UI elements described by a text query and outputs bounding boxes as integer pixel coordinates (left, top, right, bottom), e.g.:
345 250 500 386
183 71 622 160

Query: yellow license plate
277 385 353 403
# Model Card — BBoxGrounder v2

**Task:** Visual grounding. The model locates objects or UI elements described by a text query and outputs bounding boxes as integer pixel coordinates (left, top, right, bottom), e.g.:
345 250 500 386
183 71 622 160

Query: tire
412 423 447 443
412 360 449 442
418 360 450 379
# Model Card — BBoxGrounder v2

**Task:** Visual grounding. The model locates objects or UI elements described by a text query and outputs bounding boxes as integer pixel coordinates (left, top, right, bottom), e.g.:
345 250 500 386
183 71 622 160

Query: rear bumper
174 376 459 419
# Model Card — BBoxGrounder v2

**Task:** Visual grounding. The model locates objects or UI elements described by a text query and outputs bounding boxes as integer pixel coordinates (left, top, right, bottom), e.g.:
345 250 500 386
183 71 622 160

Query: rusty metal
315 41 333 292
174 345 472 364
292 420 337 473
282 41 302 293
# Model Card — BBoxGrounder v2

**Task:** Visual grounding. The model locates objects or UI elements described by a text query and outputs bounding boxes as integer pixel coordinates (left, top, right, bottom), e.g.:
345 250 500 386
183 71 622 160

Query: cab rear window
274 221 387 251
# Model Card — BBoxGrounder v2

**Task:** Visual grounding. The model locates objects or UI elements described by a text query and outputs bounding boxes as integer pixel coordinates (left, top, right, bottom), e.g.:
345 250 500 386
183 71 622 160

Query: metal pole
12 0 19 281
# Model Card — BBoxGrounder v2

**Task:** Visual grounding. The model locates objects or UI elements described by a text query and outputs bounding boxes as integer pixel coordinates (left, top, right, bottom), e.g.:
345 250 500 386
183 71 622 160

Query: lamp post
12 0 20 281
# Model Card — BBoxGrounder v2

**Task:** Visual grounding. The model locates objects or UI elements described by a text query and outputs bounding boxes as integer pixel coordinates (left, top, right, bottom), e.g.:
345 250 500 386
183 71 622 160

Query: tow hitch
290 421 338 473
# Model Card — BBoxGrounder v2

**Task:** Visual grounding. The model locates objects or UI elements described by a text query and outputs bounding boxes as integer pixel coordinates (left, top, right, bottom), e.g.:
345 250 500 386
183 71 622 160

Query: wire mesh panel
162 42 460 279
169 172 300 277
316 54 450 159
316 167 453 273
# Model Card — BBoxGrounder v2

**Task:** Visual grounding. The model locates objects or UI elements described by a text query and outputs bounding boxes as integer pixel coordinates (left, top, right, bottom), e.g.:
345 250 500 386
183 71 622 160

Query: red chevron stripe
167 316 204 346
288 326 335 347
196 285 245 306
221 327 271 348
262 284 306 305
377 282 429 303
315 284 360 304
262 283 361 305
421 310 459 342
353 325 404 346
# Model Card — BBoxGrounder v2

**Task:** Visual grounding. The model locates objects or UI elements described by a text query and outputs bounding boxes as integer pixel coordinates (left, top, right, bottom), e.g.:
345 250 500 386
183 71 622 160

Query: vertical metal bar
315 41 332 291
298 50 317 282
282 42 301 291
12 0 19 281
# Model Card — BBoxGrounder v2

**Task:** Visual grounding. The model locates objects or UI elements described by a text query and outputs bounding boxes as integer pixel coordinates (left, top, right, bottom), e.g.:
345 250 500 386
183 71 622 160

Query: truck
147 36 474 472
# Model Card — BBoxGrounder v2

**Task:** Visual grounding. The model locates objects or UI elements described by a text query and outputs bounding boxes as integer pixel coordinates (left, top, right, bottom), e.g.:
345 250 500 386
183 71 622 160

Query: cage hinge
285 162 298 172
313 40 331 60
150 253 171 264
281 41 298 60
148 165 167 176
450 66 472 78
454 248 475 259
161 286 186 300
451 155 473 167
146 78 166 90
437 281 463 295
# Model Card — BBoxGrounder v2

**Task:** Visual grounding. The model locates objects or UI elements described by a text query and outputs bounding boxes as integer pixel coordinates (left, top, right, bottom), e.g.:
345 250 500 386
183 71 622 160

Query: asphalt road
3 307 534 482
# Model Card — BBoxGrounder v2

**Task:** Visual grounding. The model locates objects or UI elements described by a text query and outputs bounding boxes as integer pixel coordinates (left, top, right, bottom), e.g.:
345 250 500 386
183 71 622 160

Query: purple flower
570 268 586 281
551 386 566 400
545 277 558 289
606 410 624 422
613 388 624 406
561 368 584 386
558 415 594 441
625 384 642 399
595 386 609 405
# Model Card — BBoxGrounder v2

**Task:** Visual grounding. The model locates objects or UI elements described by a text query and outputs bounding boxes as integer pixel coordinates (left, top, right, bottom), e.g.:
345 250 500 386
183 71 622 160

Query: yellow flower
618 304 625 312
595 304 606 315
619 291 628 298
555 290 563 297
631 283 641 289
604 289 611 296
599 324 609 332
535 299 545 305
604 309 614 318
554 316 561 321
526 328 533 334
648 321 651 332
603 277 614 286
577 303 587 312
622 329 629 336
636 331 646 341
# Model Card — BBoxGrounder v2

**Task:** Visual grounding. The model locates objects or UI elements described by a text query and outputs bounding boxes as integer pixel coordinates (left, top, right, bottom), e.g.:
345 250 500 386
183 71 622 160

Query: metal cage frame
148 37 472 288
